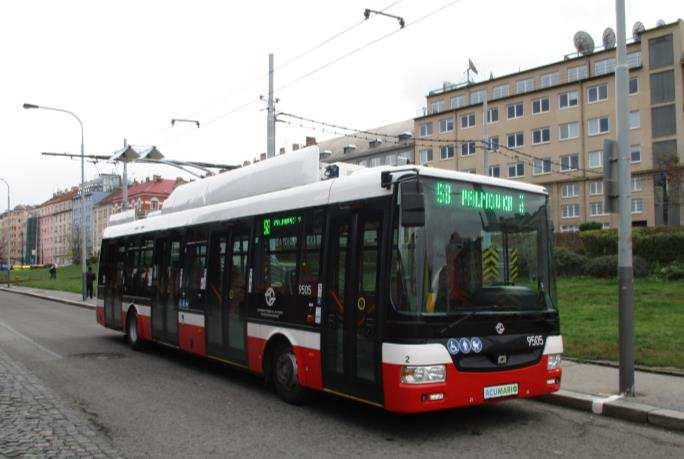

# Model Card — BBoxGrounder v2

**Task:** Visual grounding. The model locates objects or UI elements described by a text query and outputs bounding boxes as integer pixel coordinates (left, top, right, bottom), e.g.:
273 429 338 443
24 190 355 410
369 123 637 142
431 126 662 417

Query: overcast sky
1 0 681 206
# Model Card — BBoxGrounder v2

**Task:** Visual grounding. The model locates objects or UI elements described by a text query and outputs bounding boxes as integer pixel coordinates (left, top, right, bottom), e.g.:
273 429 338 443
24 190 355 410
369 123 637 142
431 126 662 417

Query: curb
537 389 684 432
0 287 95 311
564 357 684 378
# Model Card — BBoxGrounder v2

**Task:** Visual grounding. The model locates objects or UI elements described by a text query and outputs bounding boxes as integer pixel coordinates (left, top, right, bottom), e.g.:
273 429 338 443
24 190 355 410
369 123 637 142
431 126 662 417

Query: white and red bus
96 147 562 413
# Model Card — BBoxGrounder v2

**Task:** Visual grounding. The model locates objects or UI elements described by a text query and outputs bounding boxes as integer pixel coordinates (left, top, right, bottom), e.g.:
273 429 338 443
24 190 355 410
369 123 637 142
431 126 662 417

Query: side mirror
400 180 425 227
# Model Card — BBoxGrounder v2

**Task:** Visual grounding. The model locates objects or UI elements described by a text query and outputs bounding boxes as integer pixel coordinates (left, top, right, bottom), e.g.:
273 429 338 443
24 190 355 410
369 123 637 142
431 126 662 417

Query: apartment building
38 188 79 266
72 174 121 258
110 176 184 216
92 189 119 258
317 120 415 167
0 205 31 266
414 20 683 231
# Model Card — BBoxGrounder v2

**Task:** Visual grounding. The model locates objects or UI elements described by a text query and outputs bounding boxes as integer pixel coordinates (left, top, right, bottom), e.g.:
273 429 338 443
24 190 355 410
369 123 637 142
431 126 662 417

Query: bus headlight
547 354 562 370
401 365 446 384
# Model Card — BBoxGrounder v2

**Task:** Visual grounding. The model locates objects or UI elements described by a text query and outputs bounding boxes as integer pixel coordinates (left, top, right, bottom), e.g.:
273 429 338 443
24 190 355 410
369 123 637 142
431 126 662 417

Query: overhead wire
139 0 404 145
159 0 462 146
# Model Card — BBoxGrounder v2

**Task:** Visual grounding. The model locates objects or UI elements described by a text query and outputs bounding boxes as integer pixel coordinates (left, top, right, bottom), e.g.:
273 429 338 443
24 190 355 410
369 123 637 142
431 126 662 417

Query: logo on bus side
265 287 276 307
495 322 505 335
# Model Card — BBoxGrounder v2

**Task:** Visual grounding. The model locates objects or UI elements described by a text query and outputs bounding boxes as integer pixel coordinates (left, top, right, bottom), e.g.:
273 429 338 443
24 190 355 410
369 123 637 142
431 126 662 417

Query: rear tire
126 310 144 351
272 343 309 405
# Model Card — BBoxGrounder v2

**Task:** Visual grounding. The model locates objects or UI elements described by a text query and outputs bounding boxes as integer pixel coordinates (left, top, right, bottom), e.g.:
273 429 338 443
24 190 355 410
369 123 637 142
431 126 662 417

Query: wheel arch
261 333 293 382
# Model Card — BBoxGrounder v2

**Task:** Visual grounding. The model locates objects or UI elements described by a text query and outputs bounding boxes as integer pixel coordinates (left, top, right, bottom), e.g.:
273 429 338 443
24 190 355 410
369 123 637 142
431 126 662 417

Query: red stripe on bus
178 322 206 356
246 335 322 390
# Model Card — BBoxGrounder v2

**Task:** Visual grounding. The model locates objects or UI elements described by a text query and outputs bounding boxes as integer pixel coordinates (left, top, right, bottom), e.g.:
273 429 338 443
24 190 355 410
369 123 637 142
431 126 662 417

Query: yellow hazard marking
483 246 500 283
510 248 519 283
357 297 366 311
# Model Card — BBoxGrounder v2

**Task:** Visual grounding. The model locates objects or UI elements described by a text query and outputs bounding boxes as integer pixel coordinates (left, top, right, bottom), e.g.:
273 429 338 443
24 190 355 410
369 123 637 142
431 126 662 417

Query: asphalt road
1 291 682 458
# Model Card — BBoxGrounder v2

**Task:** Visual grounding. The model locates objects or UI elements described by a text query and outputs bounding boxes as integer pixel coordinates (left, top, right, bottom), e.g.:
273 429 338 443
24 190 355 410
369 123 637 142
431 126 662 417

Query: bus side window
260 218 300 295
139 239 154 298
300 211 323 287
125 240 140 297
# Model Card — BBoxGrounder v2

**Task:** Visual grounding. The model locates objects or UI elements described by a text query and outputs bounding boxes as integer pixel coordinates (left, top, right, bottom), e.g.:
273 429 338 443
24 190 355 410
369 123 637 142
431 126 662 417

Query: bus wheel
272 343 309 404
126 310 143 351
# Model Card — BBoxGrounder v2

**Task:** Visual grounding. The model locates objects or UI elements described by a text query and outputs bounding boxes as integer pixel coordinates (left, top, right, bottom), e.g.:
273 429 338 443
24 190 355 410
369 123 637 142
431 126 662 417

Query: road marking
591 394 623 414
0 320 63 359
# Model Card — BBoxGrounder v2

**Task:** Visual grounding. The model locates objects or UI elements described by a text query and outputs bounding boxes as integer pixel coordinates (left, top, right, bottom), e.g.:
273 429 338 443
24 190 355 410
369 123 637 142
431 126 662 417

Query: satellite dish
632 21 645 41
573 31 595 55
602 27 616 49
656 19 665 27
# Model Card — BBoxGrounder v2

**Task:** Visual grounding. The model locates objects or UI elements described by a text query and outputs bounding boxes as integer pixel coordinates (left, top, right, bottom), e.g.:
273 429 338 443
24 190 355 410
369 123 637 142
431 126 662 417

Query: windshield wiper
439 311 477 335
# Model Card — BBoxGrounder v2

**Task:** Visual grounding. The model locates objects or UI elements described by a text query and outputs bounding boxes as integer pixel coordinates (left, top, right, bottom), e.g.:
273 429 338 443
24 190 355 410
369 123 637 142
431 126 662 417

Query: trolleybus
96 147 562 413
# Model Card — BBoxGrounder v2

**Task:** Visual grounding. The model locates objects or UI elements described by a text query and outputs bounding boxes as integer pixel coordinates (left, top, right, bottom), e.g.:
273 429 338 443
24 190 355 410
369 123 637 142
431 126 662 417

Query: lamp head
22 103 39 109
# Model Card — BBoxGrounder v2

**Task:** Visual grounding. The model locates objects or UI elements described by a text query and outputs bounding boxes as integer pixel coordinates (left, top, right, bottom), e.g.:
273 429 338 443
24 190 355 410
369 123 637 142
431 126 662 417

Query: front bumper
382 354 561 413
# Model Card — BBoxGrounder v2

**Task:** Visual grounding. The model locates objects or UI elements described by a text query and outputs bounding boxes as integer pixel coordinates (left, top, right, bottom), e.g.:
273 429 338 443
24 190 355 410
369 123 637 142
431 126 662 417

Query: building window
630 145 641 163
370 157 383 167
439 117 454 133
629 110 640 130
651 105 676 138
419 122 433 137
588 116 610 136
507 131 524 148
532 127 550 145
602 222 610 229
559 90 579 109
440 145 455 159
561 225 580 233
492 84 509 99
631 198 644 214
463 168 476 174
559 122 579 140
648 34 673 69
508 162 524 178
587 83 608 103
507 102 523 119
487 136 499 150
533 157 551 175
430 100 445 114
627 51 641 68
589 180 603 195
419 148 433 164
567 65 588 82
631 177 643 192
470 90 486 104
541 72 560 88
516 78 534 94
594 58 616 76
629 77 639 95
451 95 465 109
562 204 581 218
532 97 550 114
461 113 476 128
588 150 603 169
650 70 675 104
487 107 499 123
488 165 500 177
460 141 476 156
589 202 605 216
560 154 579 171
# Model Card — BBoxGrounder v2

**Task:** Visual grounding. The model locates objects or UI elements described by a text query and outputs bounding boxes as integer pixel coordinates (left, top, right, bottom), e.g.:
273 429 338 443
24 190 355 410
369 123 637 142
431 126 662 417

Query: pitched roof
40 188 80 207
110 178 179 203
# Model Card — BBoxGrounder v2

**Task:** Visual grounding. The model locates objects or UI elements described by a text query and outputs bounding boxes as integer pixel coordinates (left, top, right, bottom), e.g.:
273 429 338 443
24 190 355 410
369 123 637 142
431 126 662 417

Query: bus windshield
391 177 556 316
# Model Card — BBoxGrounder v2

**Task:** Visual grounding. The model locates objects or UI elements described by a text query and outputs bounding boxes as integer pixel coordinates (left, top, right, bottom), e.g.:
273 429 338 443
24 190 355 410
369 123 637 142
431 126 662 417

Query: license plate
483 383 518 400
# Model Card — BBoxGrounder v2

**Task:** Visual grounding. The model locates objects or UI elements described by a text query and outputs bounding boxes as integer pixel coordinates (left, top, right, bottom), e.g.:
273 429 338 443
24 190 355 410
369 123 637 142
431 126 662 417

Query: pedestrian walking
49 264 57 280
86 265 96 299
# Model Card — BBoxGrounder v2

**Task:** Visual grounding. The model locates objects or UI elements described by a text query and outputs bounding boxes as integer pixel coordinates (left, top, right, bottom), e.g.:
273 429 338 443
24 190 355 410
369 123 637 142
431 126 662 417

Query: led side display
263 215 303 236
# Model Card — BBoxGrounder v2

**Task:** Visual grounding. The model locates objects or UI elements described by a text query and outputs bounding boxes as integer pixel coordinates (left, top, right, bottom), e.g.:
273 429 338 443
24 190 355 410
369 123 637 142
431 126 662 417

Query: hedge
556 227 684 266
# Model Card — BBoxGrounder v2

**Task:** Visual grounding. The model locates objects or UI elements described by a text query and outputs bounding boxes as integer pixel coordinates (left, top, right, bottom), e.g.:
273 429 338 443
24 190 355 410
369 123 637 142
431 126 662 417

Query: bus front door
323 207 383 403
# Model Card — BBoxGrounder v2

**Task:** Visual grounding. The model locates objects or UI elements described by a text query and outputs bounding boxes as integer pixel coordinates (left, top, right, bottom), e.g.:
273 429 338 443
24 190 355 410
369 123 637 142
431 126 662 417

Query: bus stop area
2 284 683 433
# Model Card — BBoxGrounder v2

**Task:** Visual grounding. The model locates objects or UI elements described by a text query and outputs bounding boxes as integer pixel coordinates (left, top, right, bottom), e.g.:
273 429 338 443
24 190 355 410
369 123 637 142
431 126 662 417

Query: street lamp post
23 103 88 301
0 177 9 287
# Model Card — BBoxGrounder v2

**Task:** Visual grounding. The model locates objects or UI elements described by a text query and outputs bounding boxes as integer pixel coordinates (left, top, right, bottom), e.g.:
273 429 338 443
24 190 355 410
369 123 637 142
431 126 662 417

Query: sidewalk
2 285 683 432
0 285 96 309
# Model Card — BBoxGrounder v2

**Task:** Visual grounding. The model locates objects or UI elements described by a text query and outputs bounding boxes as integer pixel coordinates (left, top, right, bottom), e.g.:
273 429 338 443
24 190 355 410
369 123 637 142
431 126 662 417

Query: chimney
260 152 267 161
243 160 251 166
279 147 286 155
153 174 161 181
145 177 150 182
305 136 316 147
292 143 300 151
175 177 184 185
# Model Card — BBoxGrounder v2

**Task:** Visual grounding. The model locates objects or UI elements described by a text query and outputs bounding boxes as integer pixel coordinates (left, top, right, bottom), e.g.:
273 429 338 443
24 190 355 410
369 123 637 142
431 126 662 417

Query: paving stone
0 349 122 457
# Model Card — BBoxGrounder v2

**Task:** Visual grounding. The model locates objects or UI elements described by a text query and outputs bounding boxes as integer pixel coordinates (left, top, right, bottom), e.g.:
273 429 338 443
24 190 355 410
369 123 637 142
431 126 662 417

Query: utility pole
482 93 489 175
122 139 129 210
615 0 635 396
267 53 276 158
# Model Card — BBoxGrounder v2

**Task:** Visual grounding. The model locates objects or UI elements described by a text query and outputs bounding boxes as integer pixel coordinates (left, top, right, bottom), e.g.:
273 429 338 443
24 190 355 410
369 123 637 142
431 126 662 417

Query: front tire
126 310 144 351
272 343 309 405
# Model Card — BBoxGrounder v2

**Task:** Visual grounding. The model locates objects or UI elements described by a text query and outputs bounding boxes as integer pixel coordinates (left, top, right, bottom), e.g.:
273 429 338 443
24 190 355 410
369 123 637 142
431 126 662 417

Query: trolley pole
615 0 635 396
266 53 276 158
122 139 129 211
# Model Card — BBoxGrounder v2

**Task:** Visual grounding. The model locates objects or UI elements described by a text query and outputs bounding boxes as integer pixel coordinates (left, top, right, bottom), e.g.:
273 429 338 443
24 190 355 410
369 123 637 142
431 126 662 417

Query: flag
468 58 478 75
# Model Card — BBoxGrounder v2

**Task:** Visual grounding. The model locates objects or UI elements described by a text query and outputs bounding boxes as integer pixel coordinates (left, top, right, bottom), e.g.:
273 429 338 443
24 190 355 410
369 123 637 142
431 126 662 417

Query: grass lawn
7 263 98 294
557 277 684 370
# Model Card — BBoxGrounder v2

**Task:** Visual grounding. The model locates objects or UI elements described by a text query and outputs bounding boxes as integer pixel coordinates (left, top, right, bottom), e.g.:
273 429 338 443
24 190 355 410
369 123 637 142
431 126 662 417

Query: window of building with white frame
562 203 581 218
